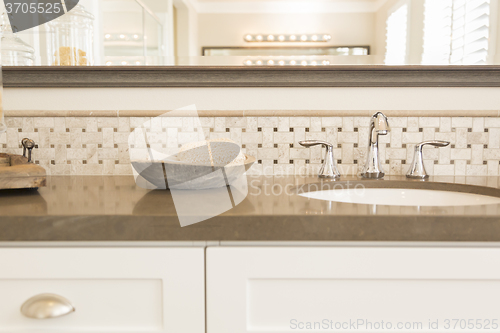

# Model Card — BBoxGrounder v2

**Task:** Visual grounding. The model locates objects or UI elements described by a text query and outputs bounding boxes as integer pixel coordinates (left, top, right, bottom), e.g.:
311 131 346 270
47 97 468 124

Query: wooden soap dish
0 139 46 190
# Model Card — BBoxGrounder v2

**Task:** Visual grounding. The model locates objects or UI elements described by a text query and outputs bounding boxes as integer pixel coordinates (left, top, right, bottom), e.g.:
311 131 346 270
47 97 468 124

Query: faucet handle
406 140 450 179
415 140 450 149
298 140 333 149
299 140 340 178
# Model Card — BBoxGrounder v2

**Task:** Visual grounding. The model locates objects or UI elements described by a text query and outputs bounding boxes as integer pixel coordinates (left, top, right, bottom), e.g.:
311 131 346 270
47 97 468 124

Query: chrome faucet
361 112 390 179
406 140 450 179
299 140 340 178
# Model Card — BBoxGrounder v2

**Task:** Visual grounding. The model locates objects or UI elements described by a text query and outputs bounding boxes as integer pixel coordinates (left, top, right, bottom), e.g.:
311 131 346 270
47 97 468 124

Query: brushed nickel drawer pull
21 293 75 319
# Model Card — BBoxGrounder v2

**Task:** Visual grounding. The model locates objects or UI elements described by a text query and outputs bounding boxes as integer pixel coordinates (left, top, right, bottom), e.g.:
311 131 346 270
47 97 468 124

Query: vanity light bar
104 33 143 42
244 59 331 66
244 34 331 42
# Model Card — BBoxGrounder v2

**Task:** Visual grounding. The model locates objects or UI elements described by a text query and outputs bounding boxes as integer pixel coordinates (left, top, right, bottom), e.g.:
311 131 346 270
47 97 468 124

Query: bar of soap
178 138 245 166
53 47 88 66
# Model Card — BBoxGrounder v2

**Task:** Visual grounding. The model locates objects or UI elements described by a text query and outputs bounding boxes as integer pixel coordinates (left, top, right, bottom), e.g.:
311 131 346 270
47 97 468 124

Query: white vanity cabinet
0 247 205 333
207 247 500 333
4 245 500 333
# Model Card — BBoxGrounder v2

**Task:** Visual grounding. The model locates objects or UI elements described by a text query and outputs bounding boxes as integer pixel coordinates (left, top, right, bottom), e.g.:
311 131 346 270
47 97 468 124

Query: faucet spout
361 112 390 179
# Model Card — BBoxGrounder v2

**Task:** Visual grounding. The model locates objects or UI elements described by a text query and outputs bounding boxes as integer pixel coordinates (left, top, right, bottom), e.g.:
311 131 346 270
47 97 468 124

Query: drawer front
207 247 500 333
0 248 205 333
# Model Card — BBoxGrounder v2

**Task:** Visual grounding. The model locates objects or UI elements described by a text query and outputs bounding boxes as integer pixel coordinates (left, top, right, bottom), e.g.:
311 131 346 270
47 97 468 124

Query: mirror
2 0 499 66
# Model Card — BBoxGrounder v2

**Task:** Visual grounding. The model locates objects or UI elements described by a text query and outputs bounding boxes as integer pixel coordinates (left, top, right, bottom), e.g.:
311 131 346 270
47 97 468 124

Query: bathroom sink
299 188 500 207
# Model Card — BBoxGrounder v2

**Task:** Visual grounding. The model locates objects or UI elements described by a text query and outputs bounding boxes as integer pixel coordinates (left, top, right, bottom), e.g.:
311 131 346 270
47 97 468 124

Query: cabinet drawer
0 247 205 333
207 247 500 333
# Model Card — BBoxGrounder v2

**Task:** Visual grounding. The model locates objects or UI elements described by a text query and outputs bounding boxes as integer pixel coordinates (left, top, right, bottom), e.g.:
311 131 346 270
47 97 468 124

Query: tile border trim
5 110 500 117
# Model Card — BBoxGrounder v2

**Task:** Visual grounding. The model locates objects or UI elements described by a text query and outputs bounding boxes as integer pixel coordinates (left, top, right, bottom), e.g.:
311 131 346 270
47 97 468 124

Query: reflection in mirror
0 0 499 66
103 0 165 65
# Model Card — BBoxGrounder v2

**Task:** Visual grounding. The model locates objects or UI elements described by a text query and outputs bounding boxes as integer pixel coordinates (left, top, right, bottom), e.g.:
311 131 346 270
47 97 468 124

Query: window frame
385 0 412 65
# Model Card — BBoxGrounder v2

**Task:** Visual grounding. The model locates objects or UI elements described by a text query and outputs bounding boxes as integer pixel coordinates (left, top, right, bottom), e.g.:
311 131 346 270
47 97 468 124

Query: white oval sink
299 188 500 207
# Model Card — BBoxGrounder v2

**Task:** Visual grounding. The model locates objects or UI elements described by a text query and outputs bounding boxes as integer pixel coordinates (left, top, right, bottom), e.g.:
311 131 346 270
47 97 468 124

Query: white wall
4 87 500 112
173 0 199 57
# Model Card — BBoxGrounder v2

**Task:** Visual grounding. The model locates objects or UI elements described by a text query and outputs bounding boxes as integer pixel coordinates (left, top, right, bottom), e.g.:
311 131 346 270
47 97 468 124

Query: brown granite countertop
1 175 500 242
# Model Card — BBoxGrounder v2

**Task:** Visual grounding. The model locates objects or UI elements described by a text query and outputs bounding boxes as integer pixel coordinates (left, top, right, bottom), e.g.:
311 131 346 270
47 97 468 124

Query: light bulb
278 35 285 41
300 35 307 41
323 35 331 40
290 60 296 65
322 60 330 65
312 35 318 41
133 34 139 39
121 61 128 65
245 60 252 65
119 34 125 39
290 35 296 41
245 34 252 41
256 60 263 65
256 35 263 41
135 61 141 65
267 60 274 65
311 61 317 66
106 61 112 66
267 35 275 41
105 34 111 39
301 60 307 66
278 60 285 66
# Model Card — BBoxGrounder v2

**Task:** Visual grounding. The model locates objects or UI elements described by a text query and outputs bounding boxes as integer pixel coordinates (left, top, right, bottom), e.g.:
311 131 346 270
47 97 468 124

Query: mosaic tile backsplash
3 116 500 176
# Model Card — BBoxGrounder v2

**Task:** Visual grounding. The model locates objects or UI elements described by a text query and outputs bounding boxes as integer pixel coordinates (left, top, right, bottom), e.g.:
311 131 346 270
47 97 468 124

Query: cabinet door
207 247 500 333
0 247 205 333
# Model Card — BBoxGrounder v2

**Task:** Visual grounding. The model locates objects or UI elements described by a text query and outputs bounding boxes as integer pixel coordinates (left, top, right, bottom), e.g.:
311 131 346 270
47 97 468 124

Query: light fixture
104 33 144 42
244 59 332 66
121 61 128 65
243 34 331 42
106 61 112 66
135 61 141 65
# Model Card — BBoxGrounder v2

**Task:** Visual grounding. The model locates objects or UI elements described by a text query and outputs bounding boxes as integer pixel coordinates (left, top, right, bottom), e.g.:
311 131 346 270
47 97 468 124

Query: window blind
422 0 490 64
